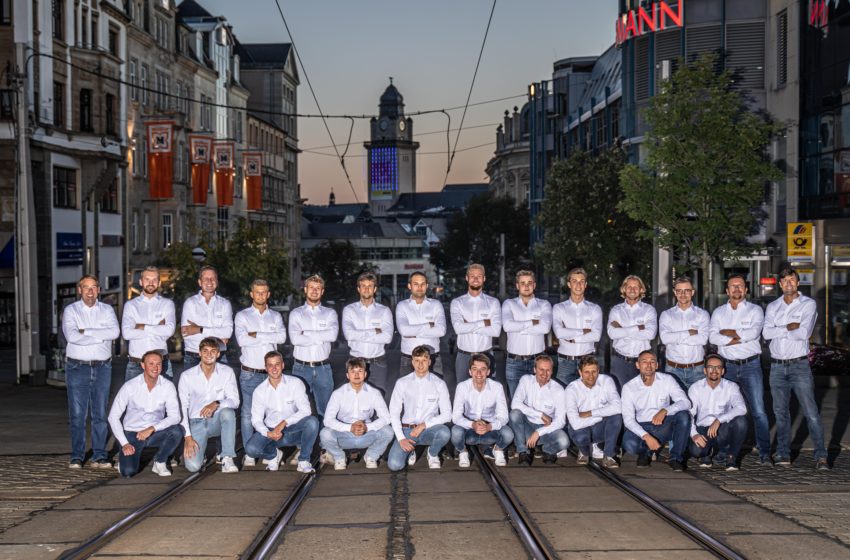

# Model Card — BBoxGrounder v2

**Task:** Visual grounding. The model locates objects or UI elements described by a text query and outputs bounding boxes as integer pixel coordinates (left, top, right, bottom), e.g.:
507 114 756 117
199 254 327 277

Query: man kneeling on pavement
564 355 622 468
509 354 568 465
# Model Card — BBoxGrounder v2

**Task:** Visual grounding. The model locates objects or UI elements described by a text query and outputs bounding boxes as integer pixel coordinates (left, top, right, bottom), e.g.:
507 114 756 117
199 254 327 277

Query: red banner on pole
146 121 173 199
213 141 234 207
189 134 212 205
243 152 263 211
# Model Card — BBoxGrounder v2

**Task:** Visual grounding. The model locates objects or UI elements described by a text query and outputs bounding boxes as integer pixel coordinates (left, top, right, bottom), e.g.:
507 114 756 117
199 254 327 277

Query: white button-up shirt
121 294 176 359
621 371 691 439
607 301 657 358
180 292 233 353
659 304 710 364
450 293 502 352
553 298 603 357
501 297 552 355
687 378 747 437
288 303 339 362
389 372 452 442
251 375 312 435
395 297 446 355
511 375 567 436
564 374 621 431
323 383 390 432
762 293 817 360
62 300 120 361
342 301 393 358
234 306 287 370
178 363 240 435
452 378 509 430
108 374 181 446
709 300 764 361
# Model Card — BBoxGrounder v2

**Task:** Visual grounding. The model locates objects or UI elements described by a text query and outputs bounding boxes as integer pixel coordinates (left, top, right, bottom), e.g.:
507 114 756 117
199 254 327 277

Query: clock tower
364 79 419 216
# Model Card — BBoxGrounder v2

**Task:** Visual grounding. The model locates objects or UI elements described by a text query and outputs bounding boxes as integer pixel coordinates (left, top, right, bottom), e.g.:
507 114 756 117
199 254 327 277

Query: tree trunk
701 253 714 310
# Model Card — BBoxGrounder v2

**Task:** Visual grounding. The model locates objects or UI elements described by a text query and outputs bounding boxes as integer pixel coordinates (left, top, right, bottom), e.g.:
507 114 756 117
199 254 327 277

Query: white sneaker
297 460 315 474
458 451 471 468
493 448 507 467
365 456 379 469
266 449 284 472
592 443 604 460
289 449 301 465
427 453 441 469
221 456 238 473
151 461 172 477
407 452 417 467
556 449 569 459
334 458 347 471
320 450 334 465
243 456 256 468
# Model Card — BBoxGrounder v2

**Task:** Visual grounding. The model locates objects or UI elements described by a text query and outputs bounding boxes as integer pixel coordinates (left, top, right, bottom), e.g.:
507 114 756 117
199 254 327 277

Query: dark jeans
239 369 267 450
770 360 827 461
556 355 582 387
688 415 748 461
244 416 320 463
509 409 569 454
353 355 388 394
387 424 452 471
65 359 112 463
292 362 334 417
725 357 771 459
505 357 534 397
622 410 691 462
450 424 514 453
118 424 184 477
610 354 638 389
568 414 623 459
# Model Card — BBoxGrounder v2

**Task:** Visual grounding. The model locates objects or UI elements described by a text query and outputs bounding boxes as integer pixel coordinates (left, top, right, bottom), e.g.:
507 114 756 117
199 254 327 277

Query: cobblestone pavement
691 450 850 548
0 455 117 532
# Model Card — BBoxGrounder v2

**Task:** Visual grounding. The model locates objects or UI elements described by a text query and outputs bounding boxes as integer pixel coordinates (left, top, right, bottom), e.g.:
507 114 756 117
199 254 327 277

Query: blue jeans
568 414 623 459
245 416 319 463
387 425 451 471
610 354 638 389
292 362 334 417
450 424 514 453
666 365 704 390
319 425 394 461
65 359 112 463
505 357 534 397
184 408 238 472
119 425 184 477
509 409 569 454
770 360 827 461
688 415 748 461
725 357 771 459
239 369 267 450
556 355 583 387
622 410 691 462
183 352 228 368
125 358 173 381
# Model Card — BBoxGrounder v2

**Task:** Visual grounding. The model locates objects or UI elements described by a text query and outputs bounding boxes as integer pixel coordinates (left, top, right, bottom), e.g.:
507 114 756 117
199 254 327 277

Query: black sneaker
533 445 543 459
816 458 831 471
636 454 651 468
542 452 557 464
68 459 83 469
758 455 773 466
90 459 112 469
669 459 684 472
518 452 532 466
774 456 792 467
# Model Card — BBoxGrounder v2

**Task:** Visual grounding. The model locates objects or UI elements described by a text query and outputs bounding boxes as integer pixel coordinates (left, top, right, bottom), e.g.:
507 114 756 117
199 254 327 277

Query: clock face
379 119 389 131
399 120 406 131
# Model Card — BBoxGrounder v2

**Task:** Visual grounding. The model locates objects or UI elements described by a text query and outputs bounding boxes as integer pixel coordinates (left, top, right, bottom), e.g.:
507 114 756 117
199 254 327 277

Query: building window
105 93 115 136
161 213 172 248
100 178 118 213
1 0 12 25
129 59 137 101
139 134 147 177
91 13 99 48
140 64 148 105
52 81 64 127
217 207 228 243
131 211 138 250
777 10 788 88
53 166 77 208
108 25 119 56
79 88 93 132
142 211 150 250
52 0 63 40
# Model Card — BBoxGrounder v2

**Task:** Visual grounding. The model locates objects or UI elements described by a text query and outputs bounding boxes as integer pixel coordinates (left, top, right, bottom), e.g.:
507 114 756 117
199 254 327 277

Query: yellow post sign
787 222 814 261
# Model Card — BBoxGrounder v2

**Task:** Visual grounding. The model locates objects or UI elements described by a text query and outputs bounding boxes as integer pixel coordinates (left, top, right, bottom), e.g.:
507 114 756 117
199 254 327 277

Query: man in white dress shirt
510 355 568 466
289 275 339 417
108 351 184 477
621 350 691 471
502 270 552 397
688 354 748 471
234 279 287 463
451 353 513 467
244 351 319 473
387 345 452 471
608 275 657 389
564 356 622 468
122 266 176 380
450 264 502 384
62 274 120 469
709 274 771 465
342 272 394 394
319 357 394 470
179 337 240 473
396 272 447 375
763 267 828 470
659 276 710 389
553 268 603 387
180 266 233 367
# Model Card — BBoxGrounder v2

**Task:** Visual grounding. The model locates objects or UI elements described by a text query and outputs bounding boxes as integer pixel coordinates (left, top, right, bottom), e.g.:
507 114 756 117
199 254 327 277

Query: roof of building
235 42 292 68
570 44 621 123
302 203 369 223
176 0 216 20
386 183 489 214
302 221 419 240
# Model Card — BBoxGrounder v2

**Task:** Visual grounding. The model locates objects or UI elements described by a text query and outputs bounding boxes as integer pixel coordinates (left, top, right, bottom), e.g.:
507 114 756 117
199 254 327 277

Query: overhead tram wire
302 141 495 158
300 122 501 152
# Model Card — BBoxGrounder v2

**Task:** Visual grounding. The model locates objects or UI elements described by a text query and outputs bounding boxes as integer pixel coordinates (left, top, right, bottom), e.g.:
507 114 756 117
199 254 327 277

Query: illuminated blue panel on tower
370 146 398 199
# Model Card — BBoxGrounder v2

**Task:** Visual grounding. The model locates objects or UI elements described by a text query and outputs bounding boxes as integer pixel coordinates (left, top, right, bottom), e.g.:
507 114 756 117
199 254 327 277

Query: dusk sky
197 1 618 204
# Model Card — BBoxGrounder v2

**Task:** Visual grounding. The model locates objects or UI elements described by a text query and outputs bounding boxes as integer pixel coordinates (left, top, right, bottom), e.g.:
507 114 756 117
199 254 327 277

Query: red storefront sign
616 1 684 46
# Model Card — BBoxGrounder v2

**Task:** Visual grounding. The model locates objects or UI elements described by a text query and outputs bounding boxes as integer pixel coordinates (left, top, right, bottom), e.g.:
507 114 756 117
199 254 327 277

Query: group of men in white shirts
62 260 829 476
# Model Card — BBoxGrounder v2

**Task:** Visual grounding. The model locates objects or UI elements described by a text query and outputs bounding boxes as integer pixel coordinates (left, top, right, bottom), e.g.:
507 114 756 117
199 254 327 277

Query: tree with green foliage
536 148 651 297
429 192 530 296
301 239 375 303
619 53 782 306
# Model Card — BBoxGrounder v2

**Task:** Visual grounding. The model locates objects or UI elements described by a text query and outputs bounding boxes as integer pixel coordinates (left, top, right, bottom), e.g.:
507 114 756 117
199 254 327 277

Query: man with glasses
659 276 710 389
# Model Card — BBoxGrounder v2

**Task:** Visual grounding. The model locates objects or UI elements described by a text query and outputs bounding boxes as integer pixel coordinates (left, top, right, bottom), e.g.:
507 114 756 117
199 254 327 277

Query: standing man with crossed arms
396 271 447 375
342 272 394 395
607 275 657 389
451 263 502 384
122 266 176 380
659 275 710 389
180 266 233 367
502 270 552 397
553 267 603 387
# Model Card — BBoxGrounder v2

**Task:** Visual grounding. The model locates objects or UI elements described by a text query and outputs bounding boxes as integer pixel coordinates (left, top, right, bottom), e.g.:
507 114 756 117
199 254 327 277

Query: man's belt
666 359 705 369
507 353 536 361
727 355 760 366
241 365 267 374
129 350 167 364
612 350 638 363
295 358 330 367
558 352 593 361
361 355 386 365
66 357 111 367
402 423 420 428
458 349 491 356
770 356 807 365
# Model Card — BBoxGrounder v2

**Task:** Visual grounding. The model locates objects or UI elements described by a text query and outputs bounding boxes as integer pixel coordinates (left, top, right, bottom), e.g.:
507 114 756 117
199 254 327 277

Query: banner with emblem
189 134 212 205
213 141 235 207
146 121 173 199
243 152 263 211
